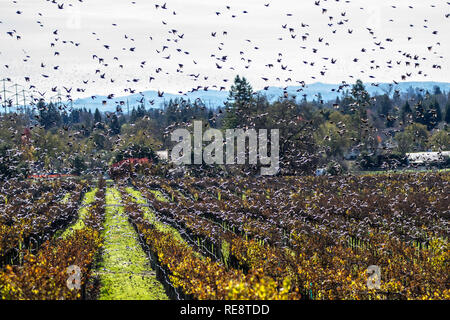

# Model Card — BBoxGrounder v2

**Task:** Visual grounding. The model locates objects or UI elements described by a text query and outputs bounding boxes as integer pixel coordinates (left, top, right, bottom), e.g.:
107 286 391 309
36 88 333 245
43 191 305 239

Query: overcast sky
0 0 448 101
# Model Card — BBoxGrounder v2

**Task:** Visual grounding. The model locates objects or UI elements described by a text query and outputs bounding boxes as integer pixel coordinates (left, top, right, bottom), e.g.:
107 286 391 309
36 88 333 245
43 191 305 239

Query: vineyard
0 172 448 300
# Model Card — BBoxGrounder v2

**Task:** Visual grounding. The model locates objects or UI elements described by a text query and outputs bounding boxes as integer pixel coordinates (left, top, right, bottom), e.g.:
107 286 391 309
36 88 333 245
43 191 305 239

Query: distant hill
71 81 450 112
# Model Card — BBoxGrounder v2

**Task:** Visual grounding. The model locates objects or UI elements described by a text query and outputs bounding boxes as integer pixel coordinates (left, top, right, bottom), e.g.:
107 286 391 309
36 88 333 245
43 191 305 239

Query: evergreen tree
110 114 121 135
130 107 138 123
315 92 323 106
445 102 450 124
351 80 370 124
406 86 415 99
164 99 179 126
378 94 392 117
94 108 102 123
93 108 104 130
351 80 372 150
433 85 442 96
351 80 370 107
136 104 146 118
71 109 80 124
414 101 427 126
61 112 70 125
401 100 412 124
339 90 353 114
222 75 253 129
430 98 442 124
392 90 401 105
334 96 341 106
39 102 61 129
423 98 442 129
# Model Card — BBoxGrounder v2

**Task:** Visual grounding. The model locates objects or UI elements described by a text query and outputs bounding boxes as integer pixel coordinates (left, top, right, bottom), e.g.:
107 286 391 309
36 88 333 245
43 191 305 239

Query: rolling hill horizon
66 81 450 112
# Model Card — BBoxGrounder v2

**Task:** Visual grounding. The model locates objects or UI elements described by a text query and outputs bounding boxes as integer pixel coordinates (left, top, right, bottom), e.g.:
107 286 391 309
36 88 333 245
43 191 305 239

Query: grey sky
0 0 448 101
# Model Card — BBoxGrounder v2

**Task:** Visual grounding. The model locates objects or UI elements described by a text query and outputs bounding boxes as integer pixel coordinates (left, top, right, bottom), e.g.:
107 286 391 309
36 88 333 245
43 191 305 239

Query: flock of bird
0 1 447 109
0 0 447 174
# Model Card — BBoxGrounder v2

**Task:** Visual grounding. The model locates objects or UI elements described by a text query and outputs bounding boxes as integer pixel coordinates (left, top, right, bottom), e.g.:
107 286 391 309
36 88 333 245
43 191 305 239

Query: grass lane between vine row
94 188 168 300
58 188 98 239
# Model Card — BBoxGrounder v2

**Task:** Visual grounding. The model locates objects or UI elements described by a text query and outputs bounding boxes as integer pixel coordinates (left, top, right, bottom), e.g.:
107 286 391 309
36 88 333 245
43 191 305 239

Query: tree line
0 76 449 179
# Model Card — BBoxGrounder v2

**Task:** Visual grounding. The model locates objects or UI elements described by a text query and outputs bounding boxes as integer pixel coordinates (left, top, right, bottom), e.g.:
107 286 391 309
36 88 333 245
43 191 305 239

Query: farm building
156 150 169 161
406 151 450 165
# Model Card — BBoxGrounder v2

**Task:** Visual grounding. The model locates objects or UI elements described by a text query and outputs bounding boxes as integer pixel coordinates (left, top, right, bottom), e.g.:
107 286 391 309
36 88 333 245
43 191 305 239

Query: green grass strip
149 189 169 202
126 187 186 245
59 188 98 239
96 188 168 300
61 192 71 204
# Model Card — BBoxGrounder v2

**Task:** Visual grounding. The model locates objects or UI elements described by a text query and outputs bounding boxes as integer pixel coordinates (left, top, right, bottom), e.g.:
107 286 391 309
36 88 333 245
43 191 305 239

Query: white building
156 150 169 161
406 151 450 165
